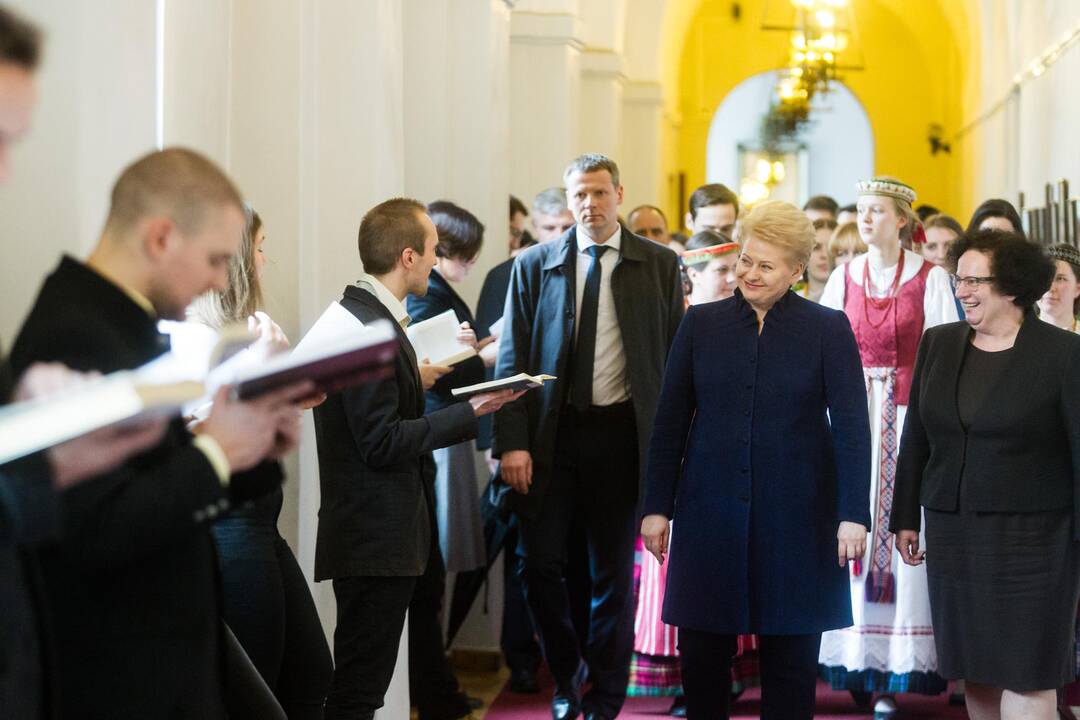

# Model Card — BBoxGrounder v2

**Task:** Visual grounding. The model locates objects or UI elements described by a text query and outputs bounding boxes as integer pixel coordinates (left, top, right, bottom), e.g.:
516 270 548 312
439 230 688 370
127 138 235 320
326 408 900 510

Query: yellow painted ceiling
657 0 983 220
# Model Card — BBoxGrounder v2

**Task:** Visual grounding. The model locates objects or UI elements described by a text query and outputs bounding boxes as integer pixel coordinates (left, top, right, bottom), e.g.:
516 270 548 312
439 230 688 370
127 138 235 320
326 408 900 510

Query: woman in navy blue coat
641 201 872 720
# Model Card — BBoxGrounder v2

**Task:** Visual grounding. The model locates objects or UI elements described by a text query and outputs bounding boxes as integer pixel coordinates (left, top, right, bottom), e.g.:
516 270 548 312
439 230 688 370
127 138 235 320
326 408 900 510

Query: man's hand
467 389 525 417
48 419 169 489
12 363 169 488
641 514 671 564
13 362 96 402
267 405 303 459
837 521 868 567
196 381 314 473
419 360 452 390
500 449 532 494
895 529 925 566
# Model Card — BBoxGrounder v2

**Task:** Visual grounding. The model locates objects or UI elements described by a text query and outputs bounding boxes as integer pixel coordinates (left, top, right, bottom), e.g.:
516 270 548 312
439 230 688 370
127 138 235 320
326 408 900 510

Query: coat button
740 468 748 474
739 494 749 502
750 356 757 363
741 437 748 445
742 409 750 416
745 383 753 390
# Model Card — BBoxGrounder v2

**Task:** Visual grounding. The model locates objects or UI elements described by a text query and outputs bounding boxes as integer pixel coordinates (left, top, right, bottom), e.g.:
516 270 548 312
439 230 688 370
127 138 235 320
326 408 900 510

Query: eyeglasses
951 274 996 289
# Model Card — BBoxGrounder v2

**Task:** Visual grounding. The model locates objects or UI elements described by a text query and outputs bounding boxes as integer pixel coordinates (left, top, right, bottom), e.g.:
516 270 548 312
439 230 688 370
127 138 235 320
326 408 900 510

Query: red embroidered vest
842 257 932 405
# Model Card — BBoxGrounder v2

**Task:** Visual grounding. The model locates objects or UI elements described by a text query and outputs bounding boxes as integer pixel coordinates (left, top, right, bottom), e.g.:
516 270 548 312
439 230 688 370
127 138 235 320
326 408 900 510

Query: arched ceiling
637 0 985 214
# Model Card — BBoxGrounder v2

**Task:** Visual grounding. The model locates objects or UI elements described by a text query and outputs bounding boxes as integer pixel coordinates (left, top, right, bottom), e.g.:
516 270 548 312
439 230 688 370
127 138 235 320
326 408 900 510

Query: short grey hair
533 186 570 216
563 153 620 188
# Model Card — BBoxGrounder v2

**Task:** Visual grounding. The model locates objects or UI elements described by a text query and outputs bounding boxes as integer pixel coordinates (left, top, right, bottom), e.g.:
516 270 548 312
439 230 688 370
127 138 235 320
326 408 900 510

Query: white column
0 0 158 342
578 49 625 160
621 81 666 211
509 8 583 202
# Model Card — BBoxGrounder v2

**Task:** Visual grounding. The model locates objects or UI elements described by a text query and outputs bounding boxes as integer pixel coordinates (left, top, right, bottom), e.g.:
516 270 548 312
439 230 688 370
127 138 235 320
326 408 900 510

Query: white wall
706 71 875 207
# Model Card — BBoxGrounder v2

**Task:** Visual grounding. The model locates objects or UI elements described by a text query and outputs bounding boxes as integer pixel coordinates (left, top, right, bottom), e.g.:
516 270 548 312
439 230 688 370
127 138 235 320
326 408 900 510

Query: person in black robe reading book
0 9 173 718
314 198 520 720
9 148 311 720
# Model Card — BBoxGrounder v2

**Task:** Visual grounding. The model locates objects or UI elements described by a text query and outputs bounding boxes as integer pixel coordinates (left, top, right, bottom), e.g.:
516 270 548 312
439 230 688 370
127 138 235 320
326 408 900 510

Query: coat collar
542 225 647 272
732 286 797 325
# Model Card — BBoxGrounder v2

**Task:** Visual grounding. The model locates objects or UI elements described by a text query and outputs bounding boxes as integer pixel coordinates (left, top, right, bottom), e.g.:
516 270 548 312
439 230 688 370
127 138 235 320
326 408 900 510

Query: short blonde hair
828 221 867 259
104 147 244 237
738 200 814 266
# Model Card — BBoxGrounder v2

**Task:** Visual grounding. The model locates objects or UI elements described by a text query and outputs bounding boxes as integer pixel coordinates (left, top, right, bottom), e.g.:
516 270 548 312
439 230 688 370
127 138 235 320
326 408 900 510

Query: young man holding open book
314 198 521 720
9 147 312 719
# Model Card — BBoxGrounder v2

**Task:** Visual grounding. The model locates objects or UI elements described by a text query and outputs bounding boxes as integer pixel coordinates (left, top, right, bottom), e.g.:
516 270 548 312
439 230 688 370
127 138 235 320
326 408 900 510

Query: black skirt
925 506 1080 691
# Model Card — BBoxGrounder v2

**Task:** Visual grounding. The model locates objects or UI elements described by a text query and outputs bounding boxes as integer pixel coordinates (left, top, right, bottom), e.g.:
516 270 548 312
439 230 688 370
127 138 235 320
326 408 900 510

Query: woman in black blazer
406 201 492 574
892 229 1080 719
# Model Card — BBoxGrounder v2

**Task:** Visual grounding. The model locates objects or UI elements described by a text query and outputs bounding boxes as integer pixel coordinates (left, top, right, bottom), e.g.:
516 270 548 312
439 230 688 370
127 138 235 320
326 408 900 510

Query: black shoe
552 693 580 720
509 667 541 694
669 694 687 717
417 693 474 720
464 694 483 711
583 713 611 720
850 690 873 708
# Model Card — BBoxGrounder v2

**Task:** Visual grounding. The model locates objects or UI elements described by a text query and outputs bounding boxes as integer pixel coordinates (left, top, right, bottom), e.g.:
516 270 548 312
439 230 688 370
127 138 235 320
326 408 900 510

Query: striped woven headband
681 242 739 266
1046 244 1080 267
855 178 916 205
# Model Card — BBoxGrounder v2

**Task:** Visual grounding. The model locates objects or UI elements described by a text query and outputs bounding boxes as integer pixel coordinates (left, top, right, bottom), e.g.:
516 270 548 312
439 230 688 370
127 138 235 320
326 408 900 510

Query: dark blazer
406 270 486 413
642 290 871 634
313 284 478 579
8 256 270 719
891 314 1080 535
473 258 514 450
475 257 513 338
492 226 685 517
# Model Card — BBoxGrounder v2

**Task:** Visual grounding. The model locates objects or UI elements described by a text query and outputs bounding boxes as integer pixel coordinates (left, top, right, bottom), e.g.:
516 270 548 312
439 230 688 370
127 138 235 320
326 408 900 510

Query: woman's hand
456 322 478 350
837 521 868 567
641 514 671 565
895 529 925 566
478 336 499 368
248 311 290 358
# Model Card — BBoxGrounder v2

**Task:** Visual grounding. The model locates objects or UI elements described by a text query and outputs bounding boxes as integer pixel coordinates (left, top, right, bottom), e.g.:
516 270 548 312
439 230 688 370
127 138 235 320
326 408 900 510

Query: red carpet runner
485 675 969 719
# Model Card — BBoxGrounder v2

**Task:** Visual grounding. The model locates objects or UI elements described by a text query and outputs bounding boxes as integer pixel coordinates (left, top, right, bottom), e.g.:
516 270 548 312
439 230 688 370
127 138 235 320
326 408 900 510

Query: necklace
860 250 906 329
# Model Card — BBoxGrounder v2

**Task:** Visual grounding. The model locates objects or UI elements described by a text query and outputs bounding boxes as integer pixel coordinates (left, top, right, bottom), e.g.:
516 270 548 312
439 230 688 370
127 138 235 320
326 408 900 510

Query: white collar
577 226 622 255
357 273 411 328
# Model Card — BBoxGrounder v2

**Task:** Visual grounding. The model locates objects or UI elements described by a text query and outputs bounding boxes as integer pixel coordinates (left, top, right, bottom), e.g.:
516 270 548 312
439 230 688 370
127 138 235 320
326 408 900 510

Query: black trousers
678 629 821 720
500 522 541 674
516 402 638 718
215 518 333 720
325 532 460 720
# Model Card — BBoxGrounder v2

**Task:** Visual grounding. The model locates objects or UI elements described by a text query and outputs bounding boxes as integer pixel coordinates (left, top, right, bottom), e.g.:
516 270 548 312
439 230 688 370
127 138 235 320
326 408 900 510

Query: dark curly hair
947 229 1053 308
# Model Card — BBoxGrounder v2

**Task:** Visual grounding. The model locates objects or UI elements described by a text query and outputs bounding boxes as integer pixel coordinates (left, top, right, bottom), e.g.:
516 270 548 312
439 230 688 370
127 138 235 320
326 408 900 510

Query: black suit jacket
8 256 270 719
312 284 477 579
492 226 685 517
0 352 57 720
891 314 1080 536
406 270 486 413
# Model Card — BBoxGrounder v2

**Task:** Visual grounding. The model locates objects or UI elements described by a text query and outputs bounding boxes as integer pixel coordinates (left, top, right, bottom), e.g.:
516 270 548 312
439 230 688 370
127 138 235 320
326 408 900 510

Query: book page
292 301 368 360
406 309 477 366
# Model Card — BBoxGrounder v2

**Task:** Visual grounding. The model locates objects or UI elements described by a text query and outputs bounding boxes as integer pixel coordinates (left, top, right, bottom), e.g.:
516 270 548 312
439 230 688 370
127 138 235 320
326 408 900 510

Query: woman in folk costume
629 234 760 716
818 178 959 718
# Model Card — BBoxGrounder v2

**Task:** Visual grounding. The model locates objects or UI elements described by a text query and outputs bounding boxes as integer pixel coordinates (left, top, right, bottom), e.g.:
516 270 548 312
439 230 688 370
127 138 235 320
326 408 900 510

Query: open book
451 373 556 398
406 309 477 366
0 315 397 466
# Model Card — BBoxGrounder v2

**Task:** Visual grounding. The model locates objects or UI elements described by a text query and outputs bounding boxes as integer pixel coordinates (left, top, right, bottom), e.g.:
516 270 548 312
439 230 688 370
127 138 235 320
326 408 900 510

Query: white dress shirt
575 227 630 406
357 273 411 329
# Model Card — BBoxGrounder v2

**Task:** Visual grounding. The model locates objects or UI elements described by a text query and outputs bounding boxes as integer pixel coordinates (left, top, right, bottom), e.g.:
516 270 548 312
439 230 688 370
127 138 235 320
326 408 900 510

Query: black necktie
571 244 609 411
